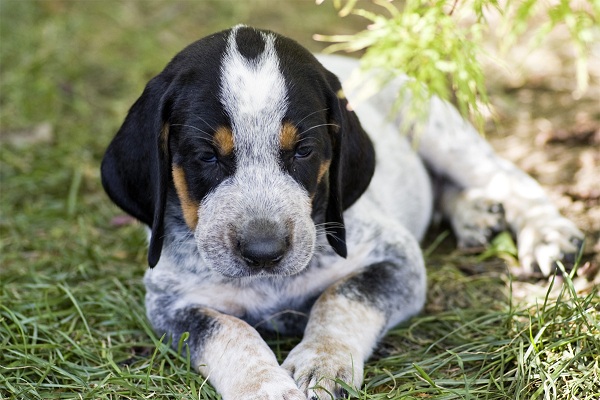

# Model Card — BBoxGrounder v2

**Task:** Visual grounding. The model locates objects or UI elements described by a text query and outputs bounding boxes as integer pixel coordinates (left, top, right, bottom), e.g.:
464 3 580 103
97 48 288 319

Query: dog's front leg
283 250 426 399
149 303 304 400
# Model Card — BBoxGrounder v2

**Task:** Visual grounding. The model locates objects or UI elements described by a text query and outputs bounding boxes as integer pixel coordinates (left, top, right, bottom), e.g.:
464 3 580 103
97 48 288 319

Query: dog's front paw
244 387 306 400
220 366 305 400
282 339 362 399
516 215 584 277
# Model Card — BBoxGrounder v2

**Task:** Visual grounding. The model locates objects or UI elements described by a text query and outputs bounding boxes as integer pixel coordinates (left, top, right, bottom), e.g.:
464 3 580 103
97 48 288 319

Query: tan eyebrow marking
214 126 234 156
280 122 298 151
172 165 199 229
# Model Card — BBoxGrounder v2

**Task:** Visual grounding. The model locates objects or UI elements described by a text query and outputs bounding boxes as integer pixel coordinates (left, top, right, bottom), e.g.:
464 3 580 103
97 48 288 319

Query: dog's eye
294 146 312 159
199 151 218 163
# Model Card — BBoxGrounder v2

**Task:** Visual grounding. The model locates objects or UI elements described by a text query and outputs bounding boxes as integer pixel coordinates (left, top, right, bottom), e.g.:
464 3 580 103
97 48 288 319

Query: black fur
336 260 422 319
152 299 221 358
101 31 229 267
274 31 375 257
101 26 376 266
100 74 173 267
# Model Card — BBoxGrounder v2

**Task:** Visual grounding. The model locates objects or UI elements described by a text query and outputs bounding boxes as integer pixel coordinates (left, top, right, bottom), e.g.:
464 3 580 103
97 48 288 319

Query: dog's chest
146 239 375 331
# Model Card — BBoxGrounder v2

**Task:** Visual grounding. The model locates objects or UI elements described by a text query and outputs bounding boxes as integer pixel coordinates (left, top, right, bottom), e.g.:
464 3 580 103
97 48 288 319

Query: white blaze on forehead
220 28 288 164
192 28 316 278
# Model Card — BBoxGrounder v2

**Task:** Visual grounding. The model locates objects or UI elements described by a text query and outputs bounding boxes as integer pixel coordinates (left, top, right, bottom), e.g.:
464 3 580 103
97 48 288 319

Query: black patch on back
235 27 265 61
337 260 412 317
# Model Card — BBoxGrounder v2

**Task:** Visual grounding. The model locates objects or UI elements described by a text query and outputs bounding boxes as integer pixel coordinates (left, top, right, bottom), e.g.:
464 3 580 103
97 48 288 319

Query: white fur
317 54 583 275
141 33 583 400
283 295 386 397
220 26 287 164
194 27 317 278
197 311 304 399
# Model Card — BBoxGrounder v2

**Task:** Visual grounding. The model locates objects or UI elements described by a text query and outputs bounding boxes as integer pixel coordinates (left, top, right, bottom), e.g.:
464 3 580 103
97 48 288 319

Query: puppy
101 26 583 399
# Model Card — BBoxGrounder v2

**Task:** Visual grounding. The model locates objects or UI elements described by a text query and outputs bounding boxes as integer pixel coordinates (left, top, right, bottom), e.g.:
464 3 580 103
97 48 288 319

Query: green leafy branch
316 0 599 128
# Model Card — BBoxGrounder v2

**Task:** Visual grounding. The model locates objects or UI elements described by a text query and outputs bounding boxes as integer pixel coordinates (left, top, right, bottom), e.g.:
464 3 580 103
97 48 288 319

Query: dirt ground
480 24 600 293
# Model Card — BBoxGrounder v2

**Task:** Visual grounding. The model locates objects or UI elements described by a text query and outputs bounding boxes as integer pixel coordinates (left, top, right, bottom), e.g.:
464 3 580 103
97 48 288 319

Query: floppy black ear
101 75 172 268
324 71 376 258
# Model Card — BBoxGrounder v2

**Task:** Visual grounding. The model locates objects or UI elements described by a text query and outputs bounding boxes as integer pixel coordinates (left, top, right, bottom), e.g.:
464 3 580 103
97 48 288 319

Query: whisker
294 136 313 145
171 124 219 149
315 226 343 238
295 108 329 126
190 114 217 132
170 229 196 254
314 222 345 229
171 124 212 138
299 123 339 136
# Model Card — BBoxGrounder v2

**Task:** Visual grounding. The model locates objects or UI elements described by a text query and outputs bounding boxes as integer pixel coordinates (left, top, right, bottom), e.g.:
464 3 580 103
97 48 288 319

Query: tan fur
172 165 199 229
198 310 303 398
279 122 298 150
160 124 170 154
214 126 234 156
283 290 386 396
317 160 331 184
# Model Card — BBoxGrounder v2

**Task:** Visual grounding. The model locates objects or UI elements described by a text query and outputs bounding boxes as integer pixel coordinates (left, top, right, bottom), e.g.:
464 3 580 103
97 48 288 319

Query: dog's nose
238 219 289 268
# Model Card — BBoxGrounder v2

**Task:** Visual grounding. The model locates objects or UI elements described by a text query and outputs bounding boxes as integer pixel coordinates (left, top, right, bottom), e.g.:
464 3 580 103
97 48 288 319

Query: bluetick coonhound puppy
101 26 583 399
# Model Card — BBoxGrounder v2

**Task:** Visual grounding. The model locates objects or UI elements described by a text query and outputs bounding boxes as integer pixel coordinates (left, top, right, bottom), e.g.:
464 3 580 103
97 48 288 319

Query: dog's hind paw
445 189 508 250
282 340 362 399
516 215 584 277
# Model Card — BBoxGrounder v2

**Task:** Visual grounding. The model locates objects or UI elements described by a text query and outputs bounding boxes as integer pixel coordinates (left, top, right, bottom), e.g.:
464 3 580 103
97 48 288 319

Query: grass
367 265 600 399
1 1 598 399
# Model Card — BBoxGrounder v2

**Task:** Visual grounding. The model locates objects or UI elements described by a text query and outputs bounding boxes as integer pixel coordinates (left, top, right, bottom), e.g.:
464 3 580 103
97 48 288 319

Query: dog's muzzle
195 171 316 277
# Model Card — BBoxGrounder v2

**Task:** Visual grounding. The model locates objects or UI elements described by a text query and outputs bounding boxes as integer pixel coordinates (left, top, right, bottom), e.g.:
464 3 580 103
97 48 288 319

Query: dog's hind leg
418 97 583 276
329 57 583 276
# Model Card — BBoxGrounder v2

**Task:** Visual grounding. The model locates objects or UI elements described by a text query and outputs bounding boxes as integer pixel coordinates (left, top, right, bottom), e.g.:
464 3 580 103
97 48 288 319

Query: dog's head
101 26 375 277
